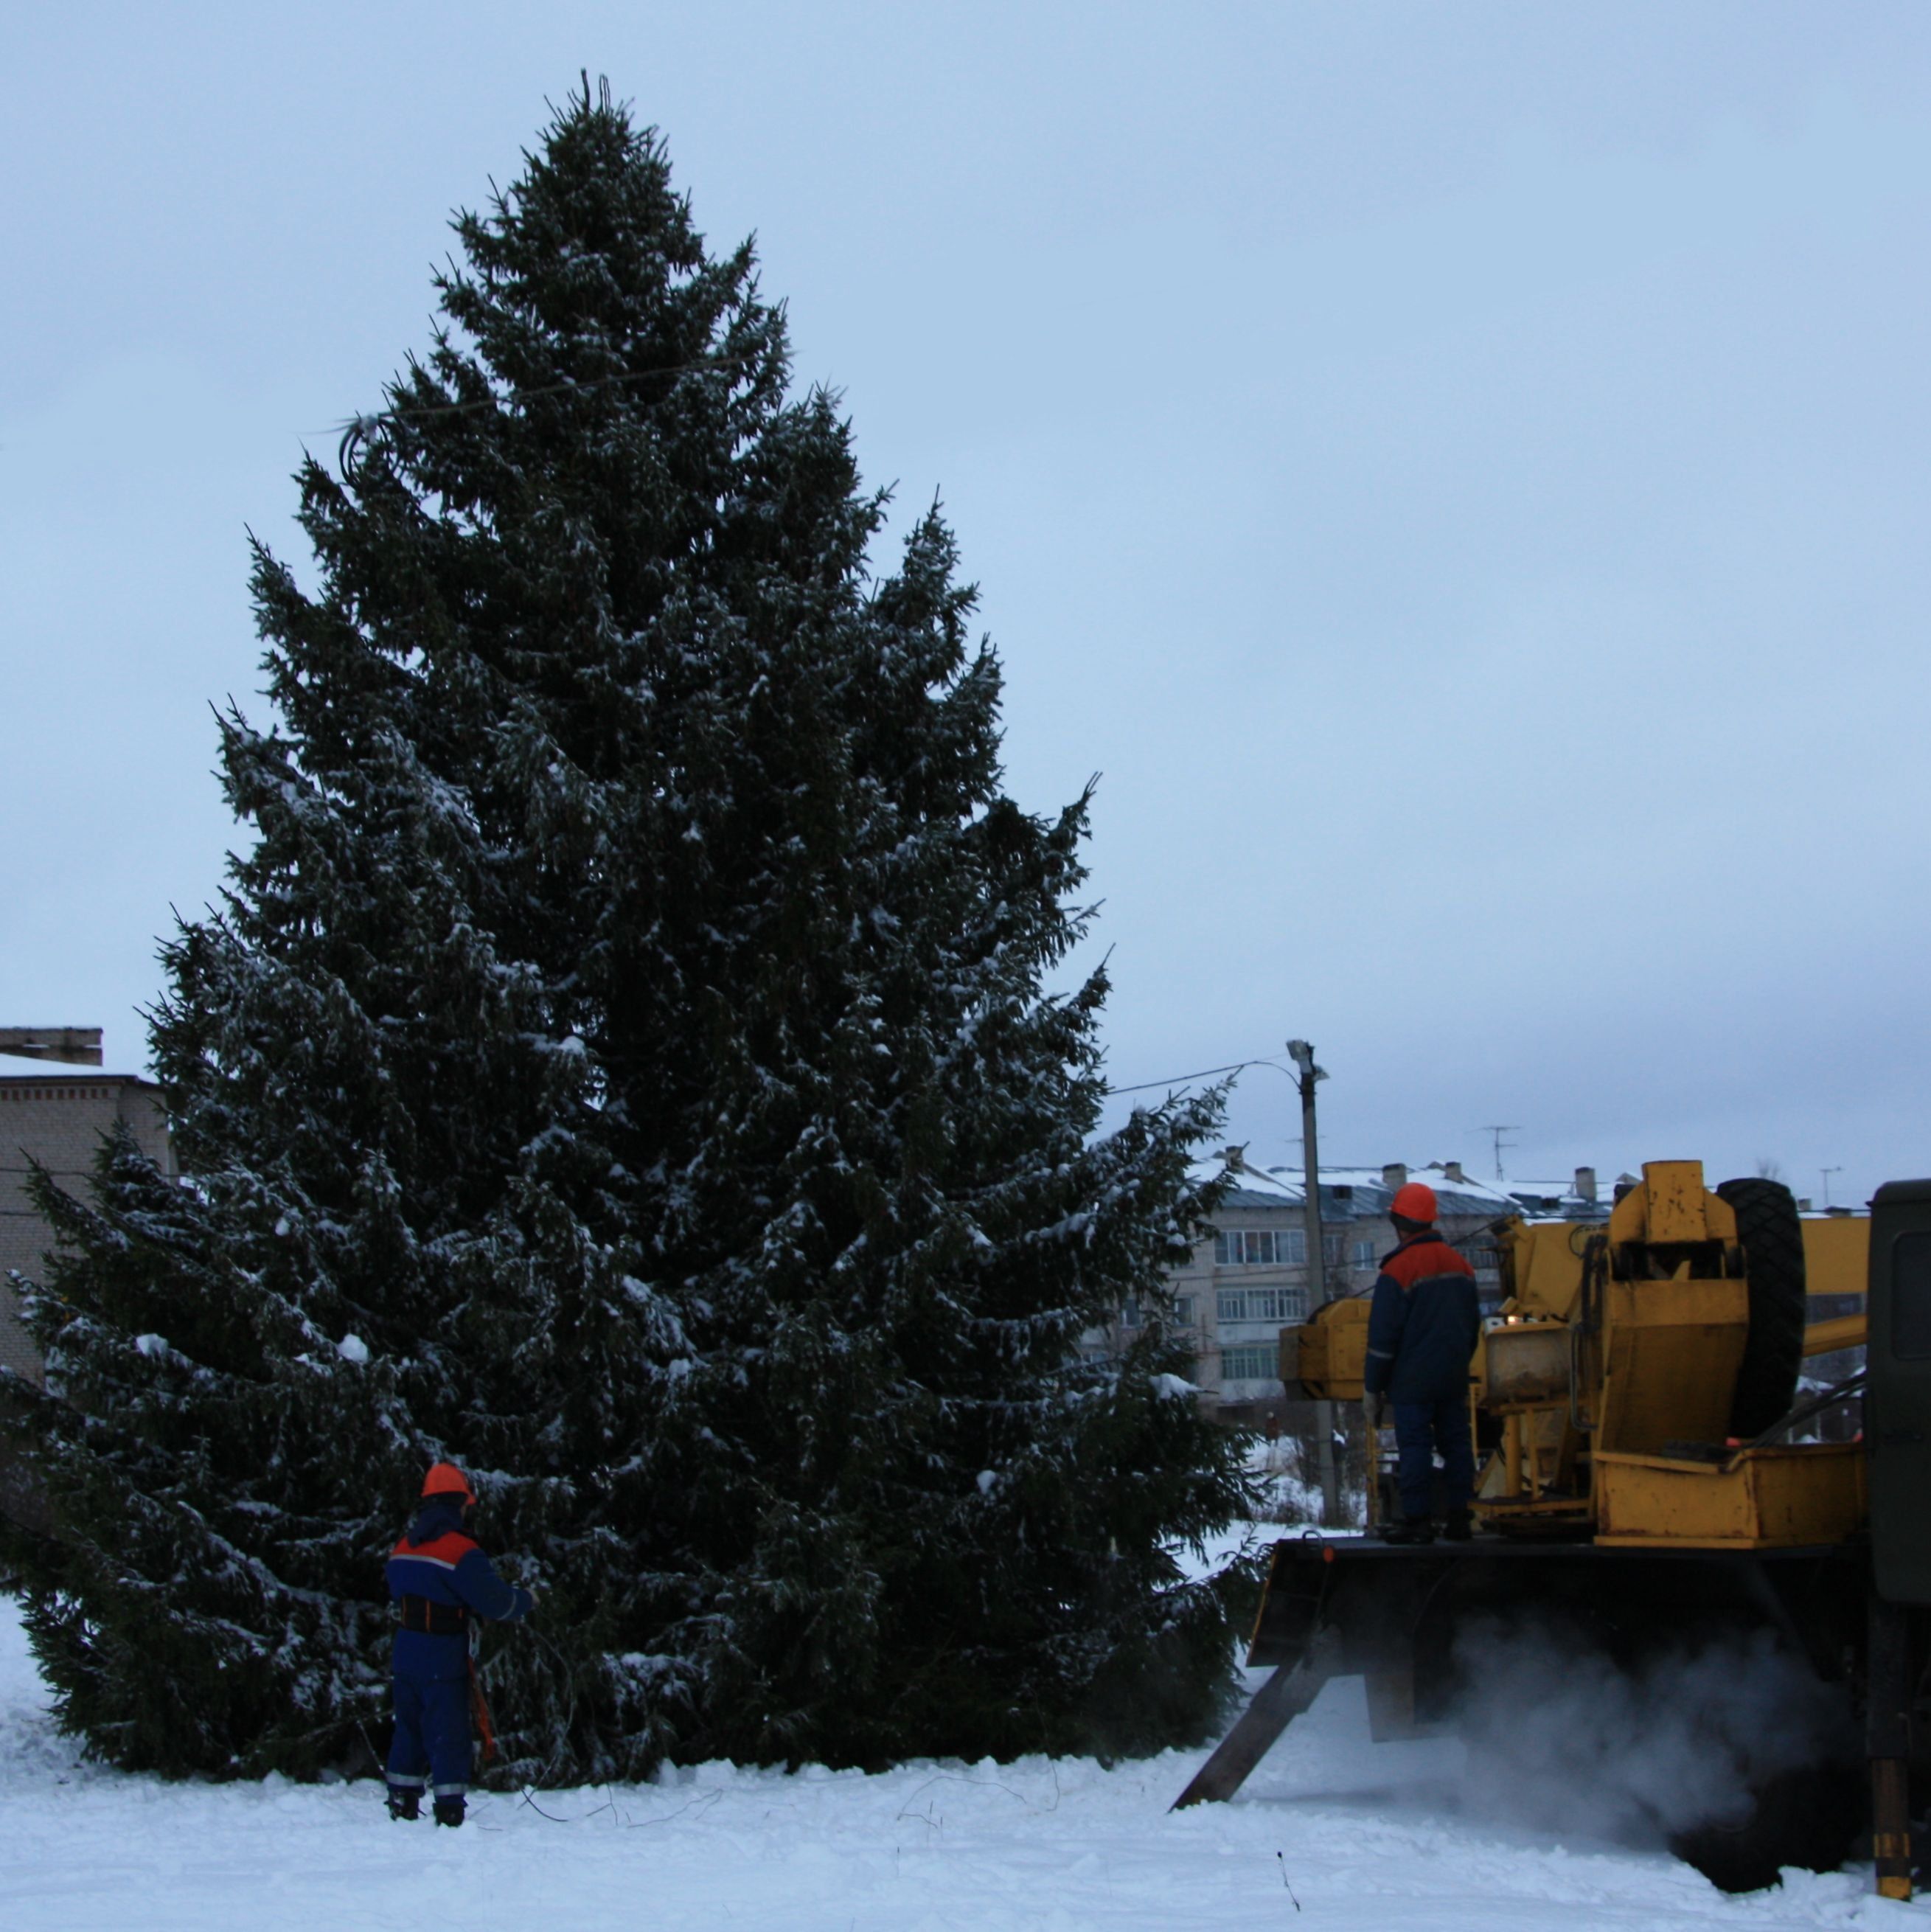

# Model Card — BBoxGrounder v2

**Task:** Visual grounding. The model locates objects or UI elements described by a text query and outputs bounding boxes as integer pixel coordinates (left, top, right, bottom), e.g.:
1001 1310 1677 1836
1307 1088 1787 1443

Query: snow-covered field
0 1585 1913 1931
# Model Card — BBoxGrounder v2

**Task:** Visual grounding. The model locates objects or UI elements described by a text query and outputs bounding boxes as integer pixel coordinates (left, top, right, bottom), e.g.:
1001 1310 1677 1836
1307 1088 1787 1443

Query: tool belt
398 1594 468 1636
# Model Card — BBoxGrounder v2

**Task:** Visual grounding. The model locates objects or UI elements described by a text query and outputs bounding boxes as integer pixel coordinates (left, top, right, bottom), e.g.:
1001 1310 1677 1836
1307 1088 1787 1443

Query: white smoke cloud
1445 1610 1856 1848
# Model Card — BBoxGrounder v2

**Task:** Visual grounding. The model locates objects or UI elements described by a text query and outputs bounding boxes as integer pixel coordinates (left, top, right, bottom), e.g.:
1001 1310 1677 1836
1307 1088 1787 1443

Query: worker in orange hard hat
383 1460 536 1826
1363 1181 1481 1545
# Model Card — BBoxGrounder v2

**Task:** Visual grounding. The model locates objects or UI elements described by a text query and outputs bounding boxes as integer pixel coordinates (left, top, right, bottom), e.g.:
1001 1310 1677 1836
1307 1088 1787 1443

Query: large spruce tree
0 85 1253 1782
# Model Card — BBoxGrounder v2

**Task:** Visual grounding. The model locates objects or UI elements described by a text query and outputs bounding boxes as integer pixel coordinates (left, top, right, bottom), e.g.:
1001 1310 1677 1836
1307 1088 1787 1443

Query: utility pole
1285 1040 1342 1527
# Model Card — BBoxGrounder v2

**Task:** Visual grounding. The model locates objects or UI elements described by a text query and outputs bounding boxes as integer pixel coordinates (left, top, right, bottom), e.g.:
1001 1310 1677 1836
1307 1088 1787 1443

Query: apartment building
1095 1156 1607 1425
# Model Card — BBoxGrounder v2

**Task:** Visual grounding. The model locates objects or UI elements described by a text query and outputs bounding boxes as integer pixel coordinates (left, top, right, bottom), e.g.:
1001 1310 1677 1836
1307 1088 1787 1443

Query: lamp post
1285 1040 1342 1526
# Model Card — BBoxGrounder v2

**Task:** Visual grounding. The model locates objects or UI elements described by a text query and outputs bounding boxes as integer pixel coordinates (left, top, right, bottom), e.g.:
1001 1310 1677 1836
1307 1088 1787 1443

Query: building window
1220 1343 1280 1381
1213 1227 1305 1266
1125 1295 1202 1330
1352 1239 1377 1269
1216 1285 1307 1325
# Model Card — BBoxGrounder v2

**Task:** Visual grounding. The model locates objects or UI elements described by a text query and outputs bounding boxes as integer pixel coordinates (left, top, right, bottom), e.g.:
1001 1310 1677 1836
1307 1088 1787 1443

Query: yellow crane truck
1175 1161 1929 1898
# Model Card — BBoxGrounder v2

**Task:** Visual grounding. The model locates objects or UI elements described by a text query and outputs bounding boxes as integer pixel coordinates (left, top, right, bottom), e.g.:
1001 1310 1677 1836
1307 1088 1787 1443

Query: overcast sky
4 3 1927 1209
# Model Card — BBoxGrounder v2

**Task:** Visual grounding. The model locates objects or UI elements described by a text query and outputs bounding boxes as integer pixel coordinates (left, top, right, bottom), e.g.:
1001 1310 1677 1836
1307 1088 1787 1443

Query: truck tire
1717 1178 1808 1439
1669 1758 1862 1894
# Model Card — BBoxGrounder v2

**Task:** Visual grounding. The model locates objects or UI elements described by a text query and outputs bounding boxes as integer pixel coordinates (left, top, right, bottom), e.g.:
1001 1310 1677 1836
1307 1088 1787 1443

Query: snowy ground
0 1579 1916 1932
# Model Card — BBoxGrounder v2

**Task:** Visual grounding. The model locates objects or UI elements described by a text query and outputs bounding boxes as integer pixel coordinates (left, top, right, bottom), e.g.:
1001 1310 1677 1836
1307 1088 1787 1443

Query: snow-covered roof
1500 1172 1630 1220
1214 1181 1304 1212
1191 1158 1528 1223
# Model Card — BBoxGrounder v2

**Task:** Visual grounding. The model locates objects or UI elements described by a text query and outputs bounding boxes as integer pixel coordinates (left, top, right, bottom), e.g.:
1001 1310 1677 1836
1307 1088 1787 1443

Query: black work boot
1381 1516 1436 1546
433 1793 466 1828
386 1785 422 1821
1441 1511 1474 1543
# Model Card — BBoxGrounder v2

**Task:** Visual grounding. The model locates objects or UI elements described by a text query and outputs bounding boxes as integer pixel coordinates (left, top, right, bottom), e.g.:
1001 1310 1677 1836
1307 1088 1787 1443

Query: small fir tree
0 82 1256 1781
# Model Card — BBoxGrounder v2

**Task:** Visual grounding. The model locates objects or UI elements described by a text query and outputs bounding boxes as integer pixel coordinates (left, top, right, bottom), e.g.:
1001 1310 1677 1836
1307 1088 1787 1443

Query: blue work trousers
1391 1398 1475 1522
387 1669 472 1797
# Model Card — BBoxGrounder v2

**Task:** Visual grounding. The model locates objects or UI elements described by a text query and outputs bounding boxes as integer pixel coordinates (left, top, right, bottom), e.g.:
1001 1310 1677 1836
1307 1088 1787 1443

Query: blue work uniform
385 1494 533 1800
1364 1230 1481 1522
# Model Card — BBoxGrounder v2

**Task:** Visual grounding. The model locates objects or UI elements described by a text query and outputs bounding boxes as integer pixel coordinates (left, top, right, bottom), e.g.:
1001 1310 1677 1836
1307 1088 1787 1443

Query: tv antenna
1475 1125 1520 1181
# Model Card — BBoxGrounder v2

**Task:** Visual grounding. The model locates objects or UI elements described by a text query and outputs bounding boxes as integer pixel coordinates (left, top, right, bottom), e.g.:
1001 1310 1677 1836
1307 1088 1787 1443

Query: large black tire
1717 1178 1808 1439
1670 1759 1863 1894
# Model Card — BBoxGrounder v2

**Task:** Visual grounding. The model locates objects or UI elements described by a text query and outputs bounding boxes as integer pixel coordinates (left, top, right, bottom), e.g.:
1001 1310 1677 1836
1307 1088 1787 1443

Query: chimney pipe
1574 1166 1597 1203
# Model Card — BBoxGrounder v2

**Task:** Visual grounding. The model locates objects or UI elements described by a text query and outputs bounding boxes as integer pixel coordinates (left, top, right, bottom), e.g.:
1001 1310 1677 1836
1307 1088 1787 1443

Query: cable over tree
0 81 1253 1782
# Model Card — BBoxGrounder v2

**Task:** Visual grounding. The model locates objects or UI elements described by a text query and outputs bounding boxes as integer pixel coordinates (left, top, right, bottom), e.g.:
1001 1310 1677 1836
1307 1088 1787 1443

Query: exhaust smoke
1444 1612 1855 1849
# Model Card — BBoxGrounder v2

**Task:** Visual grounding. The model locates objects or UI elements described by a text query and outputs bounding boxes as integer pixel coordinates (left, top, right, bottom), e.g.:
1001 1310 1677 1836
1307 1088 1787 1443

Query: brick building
0 1030 173 1382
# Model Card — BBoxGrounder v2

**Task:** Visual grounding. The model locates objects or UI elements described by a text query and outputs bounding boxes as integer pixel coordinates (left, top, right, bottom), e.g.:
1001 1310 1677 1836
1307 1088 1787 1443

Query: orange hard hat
421 1461 476 1503
1390 1181 1438 1225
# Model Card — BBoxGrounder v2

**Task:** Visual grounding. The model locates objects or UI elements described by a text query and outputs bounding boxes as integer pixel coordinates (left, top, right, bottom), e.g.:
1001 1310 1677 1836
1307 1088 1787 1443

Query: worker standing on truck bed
1363 1182 1481 1544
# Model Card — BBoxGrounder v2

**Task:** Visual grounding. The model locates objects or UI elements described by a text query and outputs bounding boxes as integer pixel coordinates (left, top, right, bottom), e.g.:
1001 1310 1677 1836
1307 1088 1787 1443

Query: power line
1102 1056 1290 1098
